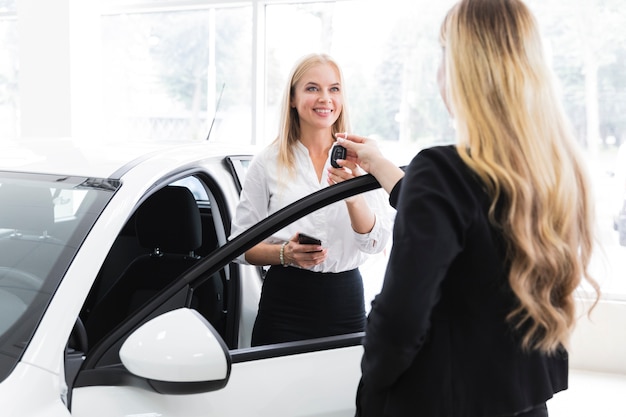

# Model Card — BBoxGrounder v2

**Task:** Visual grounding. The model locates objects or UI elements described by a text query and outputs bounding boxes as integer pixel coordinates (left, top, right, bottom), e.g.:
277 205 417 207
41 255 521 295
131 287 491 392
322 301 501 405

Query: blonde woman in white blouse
230 53 392 346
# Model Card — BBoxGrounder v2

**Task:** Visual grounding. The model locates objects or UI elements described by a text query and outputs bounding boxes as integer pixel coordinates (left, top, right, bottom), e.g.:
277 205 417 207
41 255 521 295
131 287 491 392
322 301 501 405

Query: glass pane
0 0 15 14
0 174 115 382
0 15 18 141
101 6 252 143
525 1 626 298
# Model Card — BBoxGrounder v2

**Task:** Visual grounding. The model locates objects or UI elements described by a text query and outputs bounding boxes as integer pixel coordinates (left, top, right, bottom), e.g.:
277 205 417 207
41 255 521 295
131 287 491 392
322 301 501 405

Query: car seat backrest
84 185 203 345
135 185 202 256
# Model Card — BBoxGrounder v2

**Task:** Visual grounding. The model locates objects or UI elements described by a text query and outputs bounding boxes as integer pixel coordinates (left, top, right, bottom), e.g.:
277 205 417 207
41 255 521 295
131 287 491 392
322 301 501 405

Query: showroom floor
548 369 626 417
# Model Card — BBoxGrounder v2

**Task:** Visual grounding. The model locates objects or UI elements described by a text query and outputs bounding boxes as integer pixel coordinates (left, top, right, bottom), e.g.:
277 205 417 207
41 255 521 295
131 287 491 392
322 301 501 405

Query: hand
334 133 405 195
327 153 366 204
334 133 384 174
326 155 364 184
283 233 327 268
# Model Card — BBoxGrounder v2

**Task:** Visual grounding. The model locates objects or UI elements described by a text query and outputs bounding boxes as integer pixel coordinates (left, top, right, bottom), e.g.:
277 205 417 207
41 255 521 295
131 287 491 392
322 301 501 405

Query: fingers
327 164 359 186
335 137 356 155
333 158 358 173
294 247 327 267
336 132 368 144
288 233 327 267
335 134 371 163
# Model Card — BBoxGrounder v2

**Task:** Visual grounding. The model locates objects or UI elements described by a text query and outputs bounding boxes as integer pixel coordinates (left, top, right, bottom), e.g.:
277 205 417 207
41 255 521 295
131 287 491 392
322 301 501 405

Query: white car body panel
237 263 263 347
71 346 362 417
0 363 70 417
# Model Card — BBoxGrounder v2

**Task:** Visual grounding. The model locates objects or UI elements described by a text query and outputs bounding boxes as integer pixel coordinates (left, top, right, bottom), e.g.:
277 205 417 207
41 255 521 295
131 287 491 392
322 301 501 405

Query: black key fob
331 145 347 168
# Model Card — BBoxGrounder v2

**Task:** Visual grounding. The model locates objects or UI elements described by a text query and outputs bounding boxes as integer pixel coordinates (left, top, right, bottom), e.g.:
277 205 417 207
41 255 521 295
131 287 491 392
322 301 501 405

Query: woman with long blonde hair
230 53 391 346
338 0 600 415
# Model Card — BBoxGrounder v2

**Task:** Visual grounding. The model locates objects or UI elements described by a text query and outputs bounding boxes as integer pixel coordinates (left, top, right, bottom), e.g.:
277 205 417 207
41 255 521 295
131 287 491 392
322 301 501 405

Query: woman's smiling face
290 63 343 132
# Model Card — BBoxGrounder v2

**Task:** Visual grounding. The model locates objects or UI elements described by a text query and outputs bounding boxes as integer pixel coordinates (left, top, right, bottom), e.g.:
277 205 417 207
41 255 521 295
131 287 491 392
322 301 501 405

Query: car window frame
225 155 253 194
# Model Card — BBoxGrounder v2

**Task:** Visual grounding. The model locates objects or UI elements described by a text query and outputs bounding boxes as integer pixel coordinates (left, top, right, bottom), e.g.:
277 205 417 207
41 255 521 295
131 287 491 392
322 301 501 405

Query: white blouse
230 141 393 273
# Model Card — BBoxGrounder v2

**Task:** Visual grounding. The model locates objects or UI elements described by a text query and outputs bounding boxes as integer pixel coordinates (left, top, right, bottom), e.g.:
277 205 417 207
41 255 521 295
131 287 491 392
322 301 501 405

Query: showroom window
0 0 18 141
101 4 252 143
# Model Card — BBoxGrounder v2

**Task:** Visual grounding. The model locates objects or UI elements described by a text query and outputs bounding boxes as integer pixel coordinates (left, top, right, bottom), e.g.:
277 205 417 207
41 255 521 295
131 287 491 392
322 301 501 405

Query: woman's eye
330 87 340 93
306 86 318 92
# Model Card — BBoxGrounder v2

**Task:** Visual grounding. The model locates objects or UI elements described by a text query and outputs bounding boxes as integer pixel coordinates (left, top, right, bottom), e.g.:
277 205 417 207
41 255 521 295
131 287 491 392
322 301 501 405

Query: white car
0 139 387 417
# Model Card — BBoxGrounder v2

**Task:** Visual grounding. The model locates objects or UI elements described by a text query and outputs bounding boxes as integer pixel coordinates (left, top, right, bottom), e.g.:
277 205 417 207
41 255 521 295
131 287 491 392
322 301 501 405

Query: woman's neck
299 128 334 157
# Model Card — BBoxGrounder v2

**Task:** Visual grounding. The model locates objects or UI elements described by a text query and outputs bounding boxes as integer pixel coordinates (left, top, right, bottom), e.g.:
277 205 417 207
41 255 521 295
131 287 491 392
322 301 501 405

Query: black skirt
251 265 366 346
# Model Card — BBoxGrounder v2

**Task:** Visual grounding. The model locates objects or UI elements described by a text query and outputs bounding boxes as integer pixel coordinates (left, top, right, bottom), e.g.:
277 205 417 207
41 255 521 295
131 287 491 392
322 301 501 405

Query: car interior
80 181 231 354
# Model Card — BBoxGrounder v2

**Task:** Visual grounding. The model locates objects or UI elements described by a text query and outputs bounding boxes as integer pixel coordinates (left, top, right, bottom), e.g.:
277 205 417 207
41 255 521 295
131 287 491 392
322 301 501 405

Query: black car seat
84 185 203 345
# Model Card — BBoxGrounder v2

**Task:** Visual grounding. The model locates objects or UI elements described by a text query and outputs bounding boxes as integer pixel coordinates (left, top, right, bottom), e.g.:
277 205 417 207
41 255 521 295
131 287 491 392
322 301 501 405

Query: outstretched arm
336 134 405 194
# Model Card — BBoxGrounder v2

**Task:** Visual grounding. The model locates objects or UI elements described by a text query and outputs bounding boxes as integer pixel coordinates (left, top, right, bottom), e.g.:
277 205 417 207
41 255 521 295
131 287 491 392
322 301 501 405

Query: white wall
569 298 626 374
16 0 101 141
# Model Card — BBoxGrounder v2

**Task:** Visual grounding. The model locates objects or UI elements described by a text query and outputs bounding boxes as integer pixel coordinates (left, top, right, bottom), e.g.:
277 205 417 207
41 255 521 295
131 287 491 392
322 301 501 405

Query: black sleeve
358 147 471 413
388 177 403 209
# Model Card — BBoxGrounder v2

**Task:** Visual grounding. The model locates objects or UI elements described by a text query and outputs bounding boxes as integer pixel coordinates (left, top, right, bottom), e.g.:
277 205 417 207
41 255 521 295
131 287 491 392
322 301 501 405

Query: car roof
0 138 258 179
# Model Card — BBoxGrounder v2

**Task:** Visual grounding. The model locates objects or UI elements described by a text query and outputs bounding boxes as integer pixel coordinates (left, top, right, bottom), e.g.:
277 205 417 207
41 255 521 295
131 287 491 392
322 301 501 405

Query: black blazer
357 145 567 417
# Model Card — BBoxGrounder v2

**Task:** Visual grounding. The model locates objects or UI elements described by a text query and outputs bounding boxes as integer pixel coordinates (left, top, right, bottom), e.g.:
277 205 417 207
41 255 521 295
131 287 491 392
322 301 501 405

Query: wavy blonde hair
274 53 351 177
440 0 599 353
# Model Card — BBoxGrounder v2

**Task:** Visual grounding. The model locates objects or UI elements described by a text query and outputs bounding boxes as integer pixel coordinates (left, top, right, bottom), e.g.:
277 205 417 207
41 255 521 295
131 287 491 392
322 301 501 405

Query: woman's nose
318 94 331 103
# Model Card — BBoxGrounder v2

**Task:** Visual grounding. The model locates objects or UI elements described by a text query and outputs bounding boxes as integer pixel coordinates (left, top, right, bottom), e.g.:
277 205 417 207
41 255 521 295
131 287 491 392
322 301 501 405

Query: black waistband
267 265 360 280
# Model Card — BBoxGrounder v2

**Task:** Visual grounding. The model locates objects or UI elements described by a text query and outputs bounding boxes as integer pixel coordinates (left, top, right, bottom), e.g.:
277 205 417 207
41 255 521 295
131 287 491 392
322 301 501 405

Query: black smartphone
330 144 347 168
298 232 322 246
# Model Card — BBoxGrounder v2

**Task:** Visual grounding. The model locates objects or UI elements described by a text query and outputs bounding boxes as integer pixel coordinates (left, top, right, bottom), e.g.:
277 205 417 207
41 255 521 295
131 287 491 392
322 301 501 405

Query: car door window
225 155 253 193
79 173 236 351
206 172 390 352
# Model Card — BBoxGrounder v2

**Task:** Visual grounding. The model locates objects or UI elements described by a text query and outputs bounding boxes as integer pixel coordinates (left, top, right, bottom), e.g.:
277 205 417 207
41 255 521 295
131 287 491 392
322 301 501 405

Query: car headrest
135 186 202 254
0 184 55 234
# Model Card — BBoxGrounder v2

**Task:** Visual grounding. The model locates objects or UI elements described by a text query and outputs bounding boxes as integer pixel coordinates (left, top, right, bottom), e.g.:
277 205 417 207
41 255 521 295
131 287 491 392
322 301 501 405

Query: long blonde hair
441 0 599 353
274 53 351 176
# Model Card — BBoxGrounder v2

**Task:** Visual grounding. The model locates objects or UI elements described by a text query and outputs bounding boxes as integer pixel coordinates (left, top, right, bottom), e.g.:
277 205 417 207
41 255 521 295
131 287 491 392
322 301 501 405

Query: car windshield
0 172 118 380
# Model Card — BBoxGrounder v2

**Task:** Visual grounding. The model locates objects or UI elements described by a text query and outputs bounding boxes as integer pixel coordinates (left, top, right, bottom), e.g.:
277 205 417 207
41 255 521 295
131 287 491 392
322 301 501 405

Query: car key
330 144 347 168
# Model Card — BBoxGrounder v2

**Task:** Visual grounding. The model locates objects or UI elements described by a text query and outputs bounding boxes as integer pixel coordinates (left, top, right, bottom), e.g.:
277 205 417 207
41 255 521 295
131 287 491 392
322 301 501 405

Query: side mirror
120 308 231 394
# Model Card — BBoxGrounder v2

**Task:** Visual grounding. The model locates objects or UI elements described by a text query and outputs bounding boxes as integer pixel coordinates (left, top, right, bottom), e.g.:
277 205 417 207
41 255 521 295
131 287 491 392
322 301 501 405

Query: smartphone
330 144 347 168
298 232 322 246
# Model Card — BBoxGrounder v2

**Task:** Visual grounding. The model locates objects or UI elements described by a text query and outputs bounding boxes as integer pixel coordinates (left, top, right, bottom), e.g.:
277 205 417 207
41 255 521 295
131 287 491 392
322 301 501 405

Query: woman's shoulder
416 144 460 161
259 141 280 157
410 144 484 197
250 142 280 166
412 144 467 174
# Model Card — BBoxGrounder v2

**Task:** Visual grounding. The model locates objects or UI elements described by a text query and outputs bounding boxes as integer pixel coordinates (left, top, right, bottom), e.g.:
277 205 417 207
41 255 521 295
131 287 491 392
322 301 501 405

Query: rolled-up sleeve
352 189 394 254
